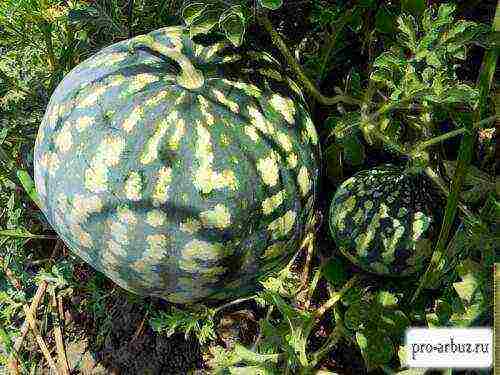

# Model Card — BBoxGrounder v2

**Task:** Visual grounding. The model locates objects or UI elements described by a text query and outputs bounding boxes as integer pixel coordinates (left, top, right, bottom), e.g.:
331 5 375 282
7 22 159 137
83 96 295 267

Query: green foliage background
0 0 497 373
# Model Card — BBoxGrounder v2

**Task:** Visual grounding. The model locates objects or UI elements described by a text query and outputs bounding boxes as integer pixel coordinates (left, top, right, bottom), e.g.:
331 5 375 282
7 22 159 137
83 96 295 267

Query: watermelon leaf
322 257 348 287
344 302 368 331
356 329 394 369
16 170 42 208
376 291 398 308
341 134 365 166
259 0 283 11
188 8 220 38
182 2 208 25
0 228 56 240
220 6 246 46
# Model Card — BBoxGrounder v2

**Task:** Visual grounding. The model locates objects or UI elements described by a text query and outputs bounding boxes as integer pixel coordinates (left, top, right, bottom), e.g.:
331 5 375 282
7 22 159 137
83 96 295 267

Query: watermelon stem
300 233 315 291
314 275 359 320
308 318 344 367
128 35 205 90
213 295 257 315
258 14 364 108
357 103 476 219
423 167 473 218
409 114 496 155
316 8 354 85
411 127 467 153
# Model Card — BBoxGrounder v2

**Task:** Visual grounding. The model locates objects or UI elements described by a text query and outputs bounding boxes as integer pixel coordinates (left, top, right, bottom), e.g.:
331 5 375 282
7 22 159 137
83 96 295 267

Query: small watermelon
328 165 439 276
34 26 321 304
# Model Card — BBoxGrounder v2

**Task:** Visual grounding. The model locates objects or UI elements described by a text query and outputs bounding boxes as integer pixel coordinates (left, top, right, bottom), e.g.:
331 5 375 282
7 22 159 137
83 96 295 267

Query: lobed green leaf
220 6 245 47
259 0 283 11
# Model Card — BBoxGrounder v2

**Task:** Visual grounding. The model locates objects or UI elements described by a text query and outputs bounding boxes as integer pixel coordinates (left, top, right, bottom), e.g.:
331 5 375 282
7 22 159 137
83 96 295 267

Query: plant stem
411 4 500 303
423 167 473 218
0 146 43 208
300 233 314 288
474 115 496 128
23 304 60 374
127 0 135 38
317 34 337 85
50 289 70 375
304 267 322 309
309 323 343 367
214 295 257 314
310 303 350 366
251 305 273 351
9 281 49 367
317 9 353 84
362 121 408 154
314 276 358 319
39 21 58 73
411 115 496 154
93 2 127 36
412 139 472 302
361 70 376 115
258 15 363 107
412 128 467 152
3 263 52 374
0 230 57 240
362 101 478 219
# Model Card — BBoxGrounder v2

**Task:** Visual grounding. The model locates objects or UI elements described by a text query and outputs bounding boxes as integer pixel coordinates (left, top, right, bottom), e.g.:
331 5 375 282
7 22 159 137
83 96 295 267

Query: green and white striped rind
34 26 321 304
329 165 436 276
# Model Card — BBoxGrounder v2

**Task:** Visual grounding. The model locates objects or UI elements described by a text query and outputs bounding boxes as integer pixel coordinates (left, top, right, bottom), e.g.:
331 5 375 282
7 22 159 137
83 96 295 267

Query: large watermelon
34 26 321 304
329 165 439 276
